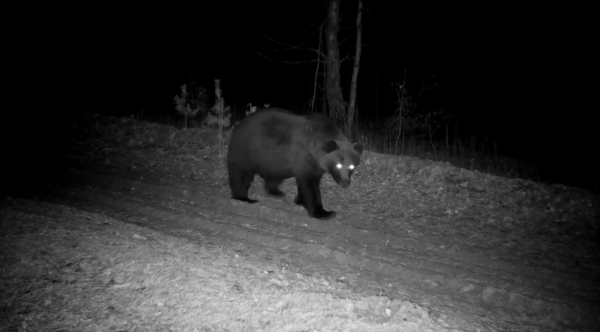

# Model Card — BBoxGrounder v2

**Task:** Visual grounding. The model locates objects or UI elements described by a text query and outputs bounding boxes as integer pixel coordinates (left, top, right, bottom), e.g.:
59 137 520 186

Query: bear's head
320 140 364 188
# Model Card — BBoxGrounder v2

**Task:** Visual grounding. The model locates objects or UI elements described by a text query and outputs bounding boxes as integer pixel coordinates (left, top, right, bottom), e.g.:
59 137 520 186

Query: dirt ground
1 115 599 331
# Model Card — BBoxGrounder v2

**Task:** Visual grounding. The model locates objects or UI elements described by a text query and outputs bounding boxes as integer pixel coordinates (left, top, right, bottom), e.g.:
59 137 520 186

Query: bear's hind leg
295 175 335 220
264 178 285 197
294 192 304 206
228 164 258 204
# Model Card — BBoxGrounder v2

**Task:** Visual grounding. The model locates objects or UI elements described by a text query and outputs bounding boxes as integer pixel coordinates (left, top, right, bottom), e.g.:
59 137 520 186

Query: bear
227 108 364 220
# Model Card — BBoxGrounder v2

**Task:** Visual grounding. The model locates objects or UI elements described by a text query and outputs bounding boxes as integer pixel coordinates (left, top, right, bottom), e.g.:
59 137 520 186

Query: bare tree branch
293 18 322 30
340 54 353 66
252 50 320 65
258 31 325 58
338 35 352 48
259 31 304 51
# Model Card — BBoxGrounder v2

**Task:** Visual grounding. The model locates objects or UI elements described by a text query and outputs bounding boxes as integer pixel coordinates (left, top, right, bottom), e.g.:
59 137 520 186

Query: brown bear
227 108 363 219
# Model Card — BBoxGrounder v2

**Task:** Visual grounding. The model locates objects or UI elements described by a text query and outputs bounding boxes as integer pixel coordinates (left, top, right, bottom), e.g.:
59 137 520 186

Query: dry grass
355 123 541 184
0 198 439 332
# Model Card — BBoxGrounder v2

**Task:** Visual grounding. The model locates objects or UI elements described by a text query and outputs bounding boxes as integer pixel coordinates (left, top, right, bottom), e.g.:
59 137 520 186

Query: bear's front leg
295 175 335 220
228 164 258 204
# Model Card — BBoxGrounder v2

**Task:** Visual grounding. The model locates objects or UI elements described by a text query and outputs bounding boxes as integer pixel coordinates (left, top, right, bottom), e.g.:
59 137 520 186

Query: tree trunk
346 0 363 138
375 57 380 121
310 23 325 113
325 0 346 127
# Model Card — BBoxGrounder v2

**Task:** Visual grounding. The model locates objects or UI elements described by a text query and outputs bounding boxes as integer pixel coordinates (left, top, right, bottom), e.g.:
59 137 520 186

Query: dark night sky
27 2 599 190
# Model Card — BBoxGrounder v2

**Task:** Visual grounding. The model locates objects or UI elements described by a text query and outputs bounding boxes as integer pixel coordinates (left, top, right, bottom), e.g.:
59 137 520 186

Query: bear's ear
322 140 339 153
353 141 364 155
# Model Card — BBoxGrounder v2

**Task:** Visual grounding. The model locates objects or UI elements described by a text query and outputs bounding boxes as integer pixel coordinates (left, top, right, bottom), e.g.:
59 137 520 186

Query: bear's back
230 108 304 148
304 112 348 144
227 108 308 177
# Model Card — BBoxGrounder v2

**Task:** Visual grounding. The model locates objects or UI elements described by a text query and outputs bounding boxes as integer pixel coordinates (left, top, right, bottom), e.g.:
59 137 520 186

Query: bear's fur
227 108 363 219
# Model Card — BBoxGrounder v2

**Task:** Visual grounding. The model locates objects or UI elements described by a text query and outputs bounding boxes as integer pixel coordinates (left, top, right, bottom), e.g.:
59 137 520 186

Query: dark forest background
6 2 598 192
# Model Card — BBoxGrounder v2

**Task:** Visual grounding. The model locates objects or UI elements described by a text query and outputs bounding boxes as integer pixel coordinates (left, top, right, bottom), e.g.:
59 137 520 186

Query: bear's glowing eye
349 164 355 170
336 163 342 169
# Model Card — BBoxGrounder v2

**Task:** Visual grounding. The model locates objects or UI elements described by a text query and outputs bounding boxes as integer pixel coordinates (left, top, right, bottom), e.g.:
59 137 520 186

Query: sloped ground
2 114 599 331
1 198 440 332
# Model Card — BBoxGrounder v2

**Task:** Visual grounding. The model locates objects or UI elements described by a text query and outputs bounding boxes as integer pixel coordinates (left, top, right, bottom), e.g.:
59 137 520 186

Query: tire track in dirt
43 167 599 331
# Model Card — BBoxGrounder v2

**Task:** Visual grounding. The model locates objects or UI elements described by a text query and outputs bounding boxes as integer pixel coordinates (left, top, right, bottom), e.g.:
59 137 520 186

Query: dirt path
10 115 596 331
34 161 598 332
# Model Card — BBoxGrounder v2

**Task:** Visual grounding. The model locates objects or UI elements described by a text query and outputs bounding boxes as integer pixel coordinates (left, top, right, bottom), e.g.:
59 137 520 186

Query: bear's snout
338 180 350 188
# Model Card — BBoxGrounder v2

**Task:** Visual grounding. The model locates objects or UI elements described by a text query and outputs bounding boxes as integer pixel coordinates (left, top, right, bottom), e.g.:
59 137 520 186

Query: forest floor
1 114 598 332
